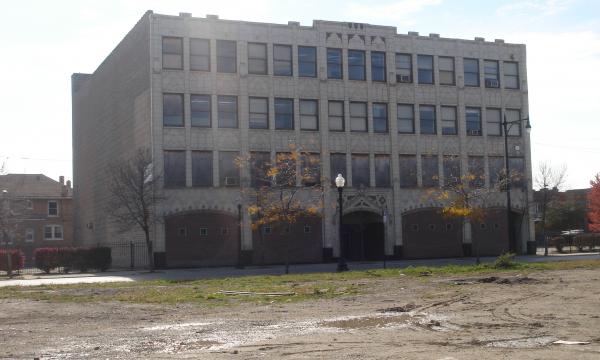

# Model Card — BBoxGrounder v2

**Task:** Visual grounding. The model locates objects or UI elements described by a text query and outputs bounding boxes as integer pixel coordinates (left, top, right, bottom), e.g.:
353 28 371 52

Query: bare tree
535 162 567 256
107 149 163 271
0 169 26 277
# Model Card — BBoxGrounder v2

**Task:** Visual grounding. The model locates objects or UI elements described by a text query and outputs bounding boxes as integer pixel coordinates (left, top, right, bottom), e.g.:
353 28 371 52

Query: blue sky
1 0 599 189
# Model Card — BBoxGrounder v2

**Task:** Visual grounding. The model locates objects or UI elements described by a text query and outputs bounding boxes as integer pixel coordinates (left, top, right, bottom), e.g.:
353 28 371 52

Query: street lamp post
502 114 532 254
335 174 348 272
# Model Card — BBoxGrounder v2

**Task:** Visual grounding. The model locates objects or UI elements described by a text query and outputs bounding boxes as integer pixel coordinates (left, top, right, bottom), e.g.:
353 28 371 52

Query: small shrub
0 249 25 272
87 247 112 272
493 252 518 269
549 236 566 253
34 247 62 273
574 233 600 251
35 246 112 273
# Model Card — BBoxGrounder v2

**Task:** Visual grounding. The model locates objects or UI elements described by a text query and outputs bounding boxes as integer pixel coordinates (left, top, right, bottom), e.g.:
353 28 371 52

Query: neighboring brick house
0 174 73 263
533 188 590 233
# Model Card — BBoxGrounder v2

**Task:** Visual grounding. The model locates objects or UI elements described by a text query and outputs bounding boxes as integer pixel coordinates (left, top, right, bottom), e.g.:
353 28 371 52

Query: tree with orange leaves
588 173 600 233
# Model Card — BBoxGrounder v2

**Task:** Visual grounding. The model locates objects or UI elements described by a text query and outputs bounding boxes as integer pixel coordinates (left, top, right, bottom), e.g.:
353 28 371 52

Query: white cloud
344 0 443 26
496 0 574 17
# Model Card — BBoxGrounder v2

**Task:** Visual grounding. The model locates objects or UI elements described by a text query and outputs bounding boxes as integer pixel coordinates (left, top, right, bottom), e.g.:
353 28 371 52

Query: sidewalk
1 252 598 287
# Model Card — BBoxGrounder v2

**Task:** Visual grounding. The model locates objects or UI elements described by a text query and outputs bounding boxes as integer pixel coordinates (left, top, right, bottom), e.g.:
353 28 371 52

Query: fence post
130 241 134 270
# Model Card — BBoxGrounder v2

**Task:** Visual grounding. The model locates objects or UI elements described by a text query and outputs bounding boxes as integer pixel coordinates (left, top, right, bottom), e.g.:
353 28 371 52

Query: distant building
533 188 590 233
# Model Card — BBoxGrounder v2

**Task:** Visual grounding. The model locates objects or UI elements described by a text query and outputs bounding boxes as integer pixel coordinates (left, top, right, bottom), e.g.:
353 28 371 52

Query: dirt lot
1 268 600 359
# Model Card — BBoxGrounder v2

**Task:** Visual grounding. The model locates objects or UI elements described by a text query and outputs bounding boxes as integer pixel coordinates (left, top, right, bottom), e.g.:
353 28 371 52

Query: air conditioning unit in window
397 75 411 83
224 177 238 186
468 129 481 136
485 79 499 88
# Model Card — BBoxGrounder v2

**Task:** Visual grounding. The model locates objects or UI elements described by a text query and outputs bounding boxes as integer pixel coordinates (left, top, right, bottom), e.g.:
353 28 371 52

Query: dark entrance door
342 211 384 261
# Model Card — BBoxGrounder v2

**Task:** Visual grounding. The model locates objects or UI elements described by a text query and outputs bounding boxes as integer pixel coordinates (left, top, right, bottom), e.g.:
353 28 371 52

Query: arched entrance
342 211 384 261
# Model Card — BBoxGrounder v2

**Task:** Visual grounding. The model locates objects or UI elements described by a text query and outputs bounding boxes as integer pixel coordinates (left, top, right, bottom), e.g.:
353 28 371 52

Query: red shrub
0 249 25 272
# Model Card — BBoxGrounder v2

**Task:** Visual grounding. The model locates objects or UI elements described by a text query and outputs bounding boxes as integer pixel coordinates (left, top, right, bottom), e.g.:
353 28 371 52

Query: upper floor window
248 42 267 75
421 155 439 188
219 151 240 187
250 152 271 188
275 98 294 130
371 51 386 82
439 56 455 85
217 96 238 128
273 44 293 76
301 153 321 186
504 62 519 89
300 99 319 130
443 156 461 187
328 101 344 131
190 38 210 71
506 109 522 136
348 50 366 80
25 228 34 242
298 46 317 77
399 155 417 188
349 102 367 132
419 105 436 135
48 201 58 216
375 154 391 187
464 58 480 86
191 151 213 187
351 154 370 187
468 156 485 188
249 97 269 129
441 106 457 135
327 48 342 79
216 40 237 73
417 55 434 84
466 107 482 136
395 53 412 83
484 60 500 88
488 156 505 187
486 108 502 136
191 95 211 127
44 225 63 241
372 103 388 133
330 153 346 186
163 93 184 127
397 104 414 133
509 157 525 187
162 37 183 70
164 150 186 188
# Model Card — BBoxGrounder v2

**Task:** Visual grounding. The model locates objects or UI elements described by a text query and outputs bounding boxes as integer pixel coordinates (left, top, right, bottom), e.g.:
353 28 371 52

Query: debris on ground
377 303 418 313
552 340 590 345
218 290 295 296
451 276 542 285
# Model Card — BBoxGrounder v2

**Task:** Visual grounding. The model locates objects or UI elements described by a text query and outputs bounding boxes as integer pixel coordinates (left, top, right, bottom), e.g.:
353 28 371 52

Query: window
443 156 460 187
262 226 272 235
439 56 455 85
274 98 294 130
25 200 33 209
486 108 502 136
192 151 212 187
248 42 267 75
298 46 317 77
48 201 58 216
164 150 186 187
44 225 63 240
372 103 388 133
371 51 386 82
218 95 238 128
163 94 184 127
162 37 182 69
250 152 270 188
328 101 344 131
489 156 505 187
397 104 414 133
504 62 519 89
395 53 412 83
399 155 417 188
484 60 500 87
300 99 319 130
190 38 210 71
275 152 296 186
506 109 522 136
466 107 482 136
304 225 312 233
417 55 434 84
301 153 321 186
178 227 187 237
330 153 346 186
191 95 211 127
327 48 343 79
509 157 525 188
221 228 229 236
375 154 390 187
348 50 366 80
468 156 485 188
219 151 239 186
350 102 367 132
422 155 439 188
25 228 34 242
216 40 237 73
351 154 370 187
273 44 292 76
249 97 269 129
419 105 436 135
464 58 480 86
200 228 208 236
441 106 457 135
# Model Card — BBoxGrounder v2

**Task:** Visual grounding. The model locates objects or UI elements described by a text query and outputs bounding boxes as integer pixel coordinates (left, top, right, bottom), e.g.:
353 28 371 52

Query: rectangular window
274 98 294 130
330 153 347 186
509 157 525 188
328 101 344 131
191 151 212 187
327 48 342 79
443 156 461 187
504 61 519 89
349 102 367 132
422 155 439 188
164 150 186 188
163 93 184 127
395 53 412 83
417 55 434 84
249 97 269 129
25 228 34 242
351 154 370 187
44 225 63 240
486 108 502 136
489 156 505 187
372 103 388 133
216 40 237 73
301 153 321 186
300 99 319 130
438 56 455 85
468 156 485 188
48 201 58 216
348 50 366 80
275 152 296 186
484 60 500 88
399 155 417 188
298 46 317 77
217 95 238 128
248 42 267 75
190 38 210 71
371 51 386 82
219 152 240 186
375 154 390 187
397 104 414 133
162 37 183 70
466 107 482 136
441 106 457 135
464 58 480 87
191 95 211 127
250 152 270 188
273 44 292 76
419 105 436 135
506 109 522 136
